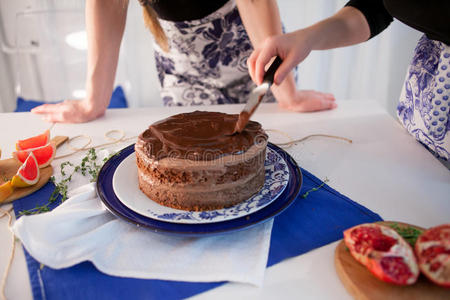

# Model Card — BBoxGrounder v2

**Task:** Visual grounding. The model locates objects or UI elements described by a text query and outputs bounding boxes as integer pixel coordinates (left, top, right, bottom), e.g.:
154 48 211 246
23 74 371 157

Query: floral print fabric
153 0 275 106
397 35 450 160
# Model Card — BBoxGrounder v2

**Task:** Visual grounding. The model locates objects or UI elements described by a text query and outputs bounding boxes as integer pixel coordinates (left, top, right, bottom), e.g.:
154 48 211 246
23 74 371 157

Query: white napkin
13 183 273 286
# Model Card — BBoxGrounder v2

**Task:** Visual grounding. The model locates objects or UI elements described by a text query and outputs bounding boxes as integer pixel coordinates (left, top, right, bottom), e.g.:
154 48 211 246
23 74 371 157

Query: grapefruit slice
16 129 50 150
11 153 40 188
0 181 14 202
13 141 56 168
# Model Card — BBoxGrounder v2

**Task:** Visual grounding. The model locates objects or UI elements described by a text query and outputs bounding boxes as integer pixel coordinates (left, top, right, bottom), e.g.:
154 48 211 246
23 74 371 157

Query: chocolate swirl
138 111 267 160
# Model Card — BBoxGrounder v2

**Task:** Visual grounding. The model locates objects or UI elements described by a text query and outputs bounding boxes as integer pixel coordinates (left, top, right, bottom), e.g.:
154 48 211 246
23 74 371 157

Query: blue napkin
14 86 128 112
13 168 382 300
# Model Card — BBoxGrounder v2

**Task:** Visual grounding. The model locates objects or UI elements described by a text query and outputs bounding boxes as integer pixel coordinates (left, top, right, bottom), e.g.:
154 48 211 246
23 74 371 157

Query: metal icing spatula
233 56 283 134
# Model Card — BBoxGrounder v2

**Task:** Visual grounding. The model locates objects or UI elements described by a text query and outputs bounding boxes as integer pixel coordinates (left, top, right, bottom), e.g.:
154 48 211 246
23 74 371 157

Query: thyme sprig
301 178 330 198
389 223 423 247
75 148 103 182
19 148 112 216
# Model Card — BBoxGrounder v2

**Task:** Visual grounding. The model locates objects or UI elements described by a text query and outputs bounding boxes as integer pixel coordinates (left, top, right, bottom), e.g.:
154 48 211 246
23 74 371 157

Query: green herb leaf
19 148 114 216
301 178 329 198
389 223 423 247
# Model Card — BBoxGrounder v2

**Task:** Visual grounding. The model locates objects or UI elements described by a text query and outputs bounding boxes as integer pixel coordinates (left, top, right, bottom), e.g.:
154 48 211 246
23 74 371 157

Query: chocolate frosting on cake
138 111 267 160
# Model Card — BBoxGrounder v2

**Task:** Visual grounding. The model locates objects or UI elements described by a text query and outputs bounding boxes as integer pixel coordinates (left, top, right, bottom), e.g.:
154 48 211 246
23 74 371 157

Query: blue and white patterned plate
112 147 289 224
97 143 302 235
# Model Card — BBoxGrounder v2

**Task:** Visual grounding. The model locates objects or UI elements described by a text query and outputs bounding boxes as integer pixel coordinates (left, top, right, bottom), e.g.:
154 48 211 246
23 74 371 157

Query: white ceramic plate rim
112 148 289 224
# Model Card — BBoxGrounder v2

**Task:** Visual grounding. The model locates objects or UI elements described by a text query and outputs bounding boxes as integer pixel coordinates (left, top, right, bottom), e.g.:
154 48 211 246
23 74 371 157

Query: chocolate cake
135 111 268 211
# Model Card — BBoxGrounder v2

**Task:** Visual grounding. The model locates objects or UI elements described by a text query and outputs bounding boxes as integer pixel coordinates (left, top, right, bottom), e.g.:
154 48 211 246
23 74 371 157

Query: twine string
1 130 137 297
1 128 351 296
48 122 55 131
104 129 125 142
54 129 351 159
276 134 352 147
67 135 93 151
0 207 15 300
266 129 352 148
54 130 137 160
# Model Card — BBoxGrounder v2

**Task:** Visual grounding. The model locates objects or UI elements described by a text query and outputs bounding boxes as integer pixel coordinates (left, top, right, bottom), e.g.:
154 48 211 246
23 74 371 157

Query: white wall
0 0 422 116
279 0 421 116
118 0 161 108
0 0 161 111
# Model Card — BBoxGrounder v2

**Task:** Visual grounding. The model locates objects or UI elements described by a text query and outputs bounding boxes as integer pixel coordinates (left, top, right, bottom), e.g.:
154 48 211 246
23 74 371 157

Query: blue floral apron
397 35 450 160
153 0 275 106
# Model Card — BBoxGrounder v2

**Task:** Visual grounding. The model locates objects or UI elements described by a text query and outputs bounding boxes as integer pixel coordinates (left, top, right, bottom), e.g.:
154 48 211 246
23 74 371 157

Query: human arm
31 0 128 123
236 0 336 112
247 6 372 86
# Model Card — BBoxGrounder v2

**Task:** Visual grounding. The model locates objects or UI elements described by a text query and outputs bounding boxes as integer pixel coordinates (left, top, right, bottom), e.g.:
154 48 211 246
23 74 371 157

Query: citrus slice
11 153 40 188
16 129 50 150
13 141 56 168
0 181 14 202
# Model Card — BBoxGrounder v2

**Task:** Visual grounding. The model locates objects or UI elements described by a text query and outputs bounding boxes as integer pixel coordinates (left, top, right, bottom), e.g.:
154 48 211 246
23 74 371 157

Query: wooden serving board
335 221 450 300
0 136 68 205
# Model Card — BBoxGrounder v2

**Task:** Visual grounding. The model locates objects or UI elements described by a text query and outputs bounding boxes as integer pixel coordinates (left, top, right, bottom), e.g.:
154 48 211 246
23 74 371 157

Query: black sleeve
345 0 394 39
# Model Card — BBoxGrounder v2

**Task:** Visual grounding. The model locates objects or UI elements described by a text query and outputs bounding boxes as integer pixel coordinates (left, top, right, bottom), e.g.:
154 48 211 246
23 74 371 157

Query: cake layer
135 141 266 190
137 163 265 211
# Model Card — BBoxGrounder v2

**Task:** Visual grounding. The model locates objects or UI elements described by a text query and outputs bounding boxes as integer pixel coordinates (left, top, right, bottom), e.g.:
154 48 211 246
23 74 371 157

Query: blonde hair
138 0 169 52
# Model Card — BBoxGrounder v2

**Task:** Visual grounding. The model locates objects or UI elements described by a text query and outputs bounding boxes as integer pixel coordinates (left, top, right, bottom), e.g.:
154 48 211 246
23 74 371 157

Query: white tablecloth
1 101 449 300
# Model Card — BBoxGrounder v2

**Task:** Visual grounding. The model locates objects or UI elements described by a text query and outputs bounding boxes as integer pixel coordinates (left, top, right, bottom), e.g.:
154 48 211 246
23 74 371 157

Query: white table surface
0 101 449 300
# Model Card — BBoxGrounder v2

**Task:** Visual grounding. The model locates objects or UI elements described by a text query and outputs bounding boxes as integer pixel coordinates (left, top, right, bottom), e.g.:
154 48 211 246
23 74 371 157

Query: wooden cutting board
0 136 68 205
335 221 450 300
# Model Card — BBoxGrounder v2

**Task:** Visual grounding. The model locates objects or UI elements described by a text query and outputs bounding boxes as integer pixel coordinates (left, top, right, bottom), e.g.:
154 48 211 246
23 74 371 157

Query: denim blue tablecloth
13 168 382 300
14 86 128 112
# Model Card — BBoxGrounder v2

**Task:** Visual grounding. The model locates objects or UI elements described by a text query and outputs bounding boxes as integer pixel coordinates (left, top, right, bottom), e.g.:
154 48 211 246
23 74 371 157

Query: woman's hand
270 73 336 112
236 0 338 112
272 88 337 112
248 30 338 112
247 6 371 86
31 98 107 123
33 0 129 123
248 29 313 86
247 30 337 112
